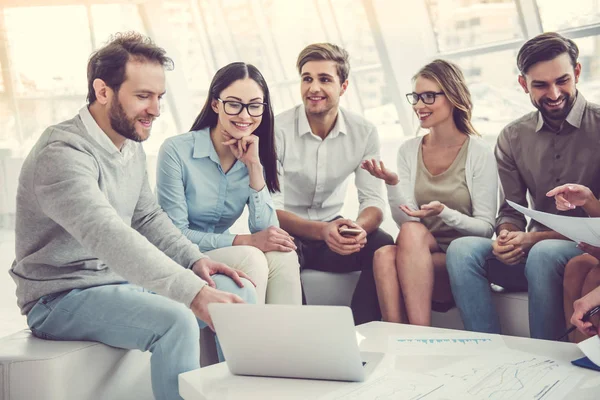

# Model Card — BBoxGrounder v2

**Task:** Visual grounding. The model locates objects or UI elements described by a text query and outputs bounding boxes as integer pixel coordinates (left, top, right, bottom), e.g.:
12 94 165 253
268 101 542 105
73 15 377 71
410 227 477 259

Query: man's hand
492 229 525 265
190 286 245 331
504 231 535 254
571 286 600 337
399 201 445 219
248 226 296 252
546 184 594 211
577 242 600 259
321 219 366 255
192 258 255 288
361 159 399 186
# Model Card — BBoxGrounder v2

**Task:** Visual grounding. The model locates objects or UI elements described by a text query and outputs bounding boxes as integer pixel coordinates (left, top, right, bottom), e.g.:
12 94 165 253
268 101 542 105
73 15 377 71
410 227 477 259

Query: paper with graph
434 349 581 400
388 333 507 356
320 370 452 400
507 200 600 246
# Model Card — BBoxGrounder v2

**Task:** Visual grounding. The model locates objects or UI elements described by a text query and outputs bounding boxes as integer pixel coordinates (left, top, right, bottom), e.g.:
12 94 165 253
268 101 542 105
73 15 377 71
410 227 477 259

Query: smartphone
339 227 363 236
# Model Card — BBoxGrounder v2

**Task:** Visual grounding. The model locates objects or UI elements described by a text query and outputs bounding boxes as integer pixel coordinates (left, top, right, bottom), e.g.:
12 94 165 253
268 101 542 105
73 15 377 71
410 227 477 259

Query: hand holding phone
339 227 363 237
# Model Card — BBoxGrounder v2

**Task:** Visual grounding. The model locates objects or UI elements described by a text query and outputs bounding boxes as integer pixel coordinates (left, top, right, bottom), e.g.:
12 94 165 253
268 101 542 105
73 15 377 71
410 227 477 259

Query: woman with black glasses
157 62 301 307
361 59 497 326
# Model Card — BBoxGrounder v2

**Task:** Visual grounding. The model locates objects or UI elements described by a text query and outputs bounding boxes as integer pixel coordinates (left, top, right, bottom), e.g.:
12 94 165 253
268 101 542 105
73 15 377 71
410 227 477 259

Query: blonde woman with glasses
361 59 497 326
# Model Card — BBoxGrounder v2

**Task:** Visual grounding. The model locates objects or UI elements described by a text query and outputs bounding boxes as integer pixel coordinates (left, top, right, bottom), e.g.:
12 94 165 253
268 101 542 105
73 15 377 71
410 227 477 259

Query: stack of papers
321 333 584 400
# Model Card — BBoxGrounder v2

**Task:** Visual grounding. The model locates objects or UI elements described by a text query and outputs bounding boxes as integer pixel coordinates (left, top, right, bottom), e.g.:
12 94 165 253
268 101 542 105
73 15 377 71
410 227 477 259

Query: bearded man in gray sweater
9 32 257 400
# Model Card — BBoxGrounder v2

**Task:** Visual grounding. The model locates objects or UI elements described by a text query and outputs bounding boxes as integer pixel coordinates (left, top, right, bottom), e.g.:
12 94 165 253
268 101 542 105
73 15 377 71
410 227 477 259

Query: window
453 49 526 139
426 0 523 52
4 5 91 153
537 0 600 31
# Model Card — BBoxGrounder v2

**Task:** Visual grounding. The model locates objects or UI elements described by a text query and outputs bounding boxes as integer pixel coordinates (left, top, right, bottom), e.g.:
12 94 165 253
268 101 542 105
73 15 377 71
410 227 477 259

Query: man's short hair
517 32 579 75
296 43 350 83
86 32 174 103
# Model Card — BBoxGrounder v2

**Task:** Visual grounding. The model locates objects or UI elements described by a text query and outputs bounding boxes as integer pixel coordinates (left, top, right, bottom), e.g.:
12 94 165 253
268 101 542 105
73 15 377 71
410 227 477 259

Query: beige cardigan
386 135 498 238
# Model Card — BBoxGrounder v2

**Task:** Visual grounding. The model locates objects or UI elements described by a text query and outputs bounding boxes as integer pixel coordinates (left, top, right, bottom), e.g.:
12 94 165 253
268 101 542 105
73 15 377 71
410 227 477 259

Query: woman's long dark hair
190 62 279 193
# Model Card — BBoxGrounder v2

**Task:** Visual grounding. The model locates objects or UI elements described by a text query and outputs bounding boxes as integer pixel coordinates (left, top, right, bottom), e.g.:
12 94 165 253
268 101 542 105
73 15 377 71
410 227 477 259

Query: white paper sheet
507 200 600 246
577 335 600 366
319 370 451 400
433 349 582 400
388 333 506 356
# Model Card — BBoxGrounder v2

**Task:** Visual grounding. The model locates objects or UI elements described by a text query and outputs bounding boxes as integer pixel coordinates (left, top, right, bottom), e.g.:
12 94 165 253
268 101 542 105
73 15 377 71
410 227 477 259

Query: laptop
208 304 383 382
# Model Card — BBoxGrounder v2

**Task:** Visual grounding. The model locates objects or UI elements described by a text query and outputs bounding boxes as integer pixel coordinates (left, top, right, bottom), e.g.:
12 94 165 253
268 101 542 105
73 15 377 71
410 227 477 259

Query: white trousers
204 246 302 305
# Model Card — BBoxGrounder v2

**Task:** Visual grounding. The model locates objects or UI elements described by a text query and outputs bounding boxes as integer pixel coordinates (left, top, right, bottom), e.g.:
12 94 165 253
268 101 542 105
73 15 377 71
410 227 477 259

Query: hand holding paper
507 200 600 247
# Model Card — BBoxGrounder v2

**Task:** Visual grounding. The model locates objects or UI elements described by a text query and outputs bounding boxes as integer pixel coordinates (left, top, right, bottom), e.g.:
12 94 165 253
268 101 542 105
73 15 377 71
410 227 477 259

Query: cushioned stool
0 330 152 400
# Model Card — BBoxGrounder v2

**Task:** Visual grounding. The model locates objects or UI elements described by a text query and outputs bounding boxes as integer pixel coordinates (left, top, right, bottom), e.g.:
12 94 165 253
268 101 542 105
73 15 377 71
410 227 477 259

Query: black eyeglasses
405 91 445 105
217 98 267 117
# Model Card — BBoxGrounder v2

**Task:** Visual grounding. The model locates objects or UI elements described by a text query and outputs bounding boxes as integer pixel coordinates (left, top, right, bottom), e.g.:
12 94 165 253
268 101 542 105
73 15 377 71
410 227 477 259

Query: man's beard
109 97 146 142
532 93 575 122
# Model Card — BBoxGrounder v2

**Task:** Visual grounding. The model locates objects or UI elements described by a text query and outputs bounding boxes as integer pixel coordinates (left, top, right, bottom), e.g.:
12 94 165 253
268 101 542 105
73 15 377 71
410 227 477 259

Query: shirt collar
535 91 586 132
297 104 347 138
192 127 244 173
78 106 134 155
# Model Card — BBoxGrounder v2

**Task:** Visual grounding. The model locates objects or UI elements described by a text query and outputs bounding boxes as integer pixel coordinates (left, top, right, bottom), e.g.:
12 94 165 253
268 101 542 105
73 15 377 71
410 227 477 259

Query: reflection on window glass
4 6 91 153
4 6 90 96
572 36 600 105
327 0 380 67
354 70 399 125
537 0 600 31
453 49 529 140
261 0 327 79
91 4 145 47
426 0 522 52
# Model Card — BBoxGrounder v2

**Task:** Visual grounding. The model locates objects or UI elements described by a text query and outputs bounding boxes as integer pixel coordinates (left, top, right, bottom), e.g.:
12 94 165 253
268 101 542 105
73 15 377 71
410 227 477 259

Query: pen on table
556 305 600 341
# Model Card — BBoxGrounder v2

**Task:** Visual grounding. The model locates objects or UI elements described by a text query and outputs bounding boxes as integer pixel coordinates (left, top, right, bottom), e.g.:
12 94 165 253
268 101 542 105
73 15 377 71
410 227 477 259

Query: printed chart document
319 370 451 400
388 333 507 356
434 349 581 400
507 200 600 246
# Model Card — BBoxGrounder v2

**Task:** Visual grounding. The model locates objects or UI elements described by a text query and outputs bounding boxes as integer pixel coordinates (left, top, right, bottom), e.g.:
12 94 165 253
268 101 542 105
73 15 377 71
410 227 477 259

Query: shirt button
555 178 560 183
555 154 561 159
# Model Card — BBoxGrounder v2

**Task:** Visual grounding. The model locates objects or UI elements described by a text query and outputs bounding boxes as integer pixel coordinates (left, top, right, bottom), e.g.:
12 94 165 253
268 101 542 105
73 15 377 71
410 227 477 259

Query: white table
179 322 599 399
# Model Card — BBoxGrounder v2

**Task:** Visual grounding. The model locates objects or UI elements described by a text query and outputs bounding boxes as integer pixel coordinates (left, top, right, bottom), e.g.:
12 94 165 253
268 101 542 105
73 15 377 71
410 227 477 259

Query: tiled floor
0 229 27 339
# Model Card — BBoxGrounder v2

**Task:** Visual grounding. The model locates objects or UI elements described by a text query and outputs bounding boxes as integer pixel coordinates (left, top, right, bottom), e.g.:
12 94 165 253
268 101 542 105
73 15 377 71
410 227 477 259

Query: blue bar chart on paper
388 333 507 356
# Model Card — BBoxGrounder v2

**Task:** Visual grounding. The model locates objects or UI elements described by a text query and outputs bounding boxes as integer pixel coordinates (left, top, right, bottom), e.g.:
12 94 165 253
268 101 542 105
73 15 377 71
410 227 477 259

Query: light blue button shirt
156 127 278 252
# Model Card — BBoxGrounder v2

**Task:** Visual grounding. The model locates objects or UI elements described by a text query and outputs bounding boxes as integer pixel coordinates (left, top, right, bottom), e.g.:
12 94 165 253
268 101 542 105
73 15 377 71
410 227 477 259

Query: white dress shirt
78 106 136 162
273 105 386 222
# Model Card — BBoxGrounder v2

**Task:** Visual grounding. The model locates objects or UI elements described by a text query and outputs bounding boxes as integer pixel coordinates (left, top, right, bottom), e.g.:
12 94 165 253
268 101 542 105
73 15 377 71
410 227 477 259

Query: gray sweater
10 111 207 315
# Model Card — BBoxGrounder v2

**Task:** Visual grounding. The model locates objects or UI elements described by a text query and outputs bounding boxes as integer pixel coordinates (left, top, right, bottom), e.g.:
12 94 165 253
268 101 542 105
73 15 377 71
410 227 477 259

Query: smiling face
108 60 165 142
412 76 453 130
211 78 264 140
519 53 581 123
300 60 348 117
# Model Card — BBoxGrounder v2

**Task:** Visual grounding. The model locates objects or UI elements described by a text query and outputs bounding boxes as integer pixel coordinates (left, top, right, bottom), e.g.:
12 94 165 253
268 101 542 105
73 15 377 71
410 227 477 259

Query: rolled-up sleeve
355 126 386 214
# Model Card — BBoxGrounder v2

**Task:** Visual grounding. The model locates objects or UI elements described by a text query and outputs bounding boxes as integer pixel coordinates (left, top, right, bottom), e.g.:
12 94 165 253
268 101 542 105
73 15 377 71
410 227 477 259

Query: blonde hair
414 59 479 136
296 43 350 83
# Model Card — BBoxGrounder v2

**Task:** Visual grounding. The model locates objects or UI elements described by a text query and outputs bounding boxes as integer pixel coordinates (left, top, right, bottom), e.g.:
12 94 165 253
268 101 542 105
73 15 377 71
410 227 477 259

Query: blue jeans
446 237 583 340
26 274 256 400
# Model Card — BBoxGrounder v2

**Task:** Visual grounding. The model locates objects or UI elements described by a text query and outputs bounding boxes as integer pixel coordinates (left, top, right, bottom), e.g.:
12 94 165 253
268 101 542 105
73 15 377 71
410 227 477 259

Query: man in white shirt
273 43 393 324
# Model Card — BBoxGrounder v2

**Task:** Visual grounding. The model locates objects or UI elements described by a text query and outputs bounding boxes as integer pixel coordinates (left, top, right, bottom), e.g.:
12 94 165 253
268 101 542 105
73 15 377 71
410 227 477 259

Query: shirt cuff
439 205 457 221
249 185 273 208
496 216 526 232
217 233 236 250
170 269 208 308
